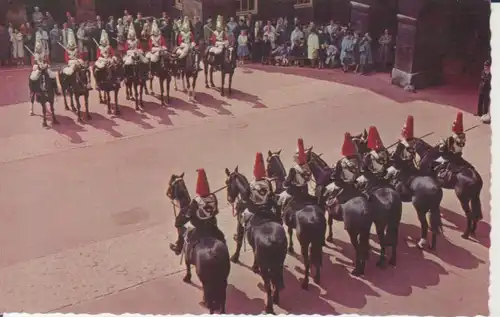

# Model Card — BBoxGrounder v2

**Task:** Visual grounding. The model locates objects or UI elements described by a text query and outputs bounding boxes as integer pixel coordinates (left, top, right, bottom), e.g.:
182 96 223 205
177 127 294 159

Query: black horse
166 173 230 314
148 49 173 105
414 138 483 239
264 152 326 288
93 59 125 115
203 45 237 97
304 150 374 276
352 133 444 250
225 167 287 314
29 68 58 127
124 53 150 110
59 66 92 122
173 47 200 102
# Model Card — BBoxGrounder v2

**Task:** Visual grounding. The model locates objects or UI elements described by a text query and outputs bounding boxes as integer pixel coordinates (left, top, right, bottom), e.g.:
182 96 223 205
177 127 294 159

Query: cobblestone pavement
0 65 490 316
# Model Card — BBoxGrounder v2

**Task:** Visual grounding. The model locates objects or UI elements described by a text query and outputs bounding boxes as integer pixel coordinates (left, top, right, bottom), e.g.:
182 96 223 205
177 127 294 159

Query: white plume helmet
181 16 190 32
216 15 223 31
99 29 109 45
151 19 160 36
127 25 136 40
67 29 77 49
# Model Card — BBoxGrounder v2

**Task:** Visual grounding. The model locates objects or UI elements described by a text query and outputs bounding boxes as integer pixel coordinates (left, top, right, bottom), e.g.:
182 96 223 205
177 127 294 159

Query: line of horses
166 135 483 314
28 44 238 127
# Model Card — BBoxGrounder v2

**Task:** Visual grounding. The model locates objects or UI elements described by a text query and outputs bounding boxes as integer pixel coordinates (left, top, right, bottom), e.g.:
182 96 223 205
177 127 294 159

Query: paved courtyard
0 65 490 315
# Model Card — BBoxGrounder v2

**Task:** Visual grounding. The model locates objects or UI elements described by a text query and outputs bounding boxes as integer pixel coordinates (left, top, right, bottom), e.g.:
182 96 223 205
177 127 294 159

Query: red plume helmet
297 138 307 165
452 112 464 134
367 126 384 151
195 168 210 197
253 152 267 180
341 133 357 157
401 115 414 139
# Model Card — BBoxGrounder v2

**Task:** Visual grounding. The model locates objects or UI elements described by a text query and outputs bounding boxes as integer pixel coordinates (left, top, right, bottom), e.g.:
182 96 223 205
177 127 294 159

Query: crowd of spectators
0 7 395 75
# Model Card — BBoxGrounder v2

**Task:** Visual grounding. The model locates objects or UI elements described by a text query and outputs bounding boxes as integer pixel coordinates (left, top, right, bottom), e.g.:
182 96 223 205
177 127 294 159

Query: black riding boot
169 227 186 255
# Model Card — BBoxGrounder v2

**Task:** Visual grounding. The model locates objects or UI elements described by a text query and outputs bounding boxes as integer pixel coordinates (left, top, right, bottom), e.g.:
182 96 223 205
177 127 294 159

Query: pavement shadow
290 254 379 311
141 100 174 126
85 112 123 138
226 88 267 109
440 206 491 248
51 114 86 144
226 284 266 314
195 92 233 116
167 96 208 118
116 105 155 130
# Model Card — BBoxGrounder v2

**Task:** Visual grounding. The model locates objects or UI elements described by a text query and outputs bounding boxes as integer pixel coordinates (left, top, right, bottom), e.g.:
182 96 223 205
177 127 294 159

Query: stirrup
169 243 182 255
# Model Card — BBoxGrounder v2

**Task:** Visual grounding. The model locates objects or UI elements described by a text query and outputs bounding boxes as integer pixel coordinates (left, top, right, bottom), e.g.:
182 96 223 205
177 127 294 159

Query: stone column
349 1 371 33
391 0 446 89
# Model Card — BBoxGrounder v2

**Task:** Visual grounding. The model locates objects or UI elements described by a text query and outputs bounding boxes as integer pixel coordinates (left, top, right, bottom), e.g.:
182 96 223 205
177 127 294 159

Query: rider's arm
283 168 295 188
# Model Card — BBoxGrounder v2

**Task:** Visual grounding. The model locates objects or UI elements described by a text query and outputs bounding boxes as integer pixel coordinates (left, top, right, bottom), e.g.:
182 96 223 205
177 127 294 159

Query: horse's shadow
196 92 232 115
290 252 379 310
84 112 123 138
226 88 267 108
141 100 175 126
440 206 490 247
51 115 86 144
116 105 155 130
165 96 209 118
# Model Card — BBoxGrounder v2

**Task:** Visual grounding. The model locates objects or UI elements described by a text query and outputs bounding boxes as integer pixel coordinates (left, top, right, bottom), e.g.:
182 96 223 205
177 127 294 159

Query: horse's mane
414 138 434 156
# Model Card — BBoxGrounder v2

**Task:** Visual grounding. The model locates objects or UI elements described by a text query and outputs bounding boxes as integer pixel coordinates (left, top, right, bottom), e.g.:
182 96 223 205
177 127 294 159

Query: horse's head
306 148 334 185
166 172 191 203
224 166 251 204
266 150 287 192
351 129 368 154
75 68 90 88
38 68 50 93
225 45 237 67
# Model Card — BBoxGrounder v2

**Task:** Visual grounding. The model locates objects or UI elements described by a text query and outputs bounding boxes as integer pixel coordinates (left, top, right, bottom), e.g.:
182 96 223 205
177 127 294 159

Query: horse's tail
299 209 326 267
203 275 228 313
199 241 230 313
470 191 483 222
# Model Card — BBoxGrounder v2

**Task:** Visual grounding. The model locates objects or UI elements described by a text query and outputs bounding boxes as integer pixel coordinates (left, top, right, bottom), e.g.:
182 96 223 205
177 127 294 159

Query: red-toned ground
0 64 490 316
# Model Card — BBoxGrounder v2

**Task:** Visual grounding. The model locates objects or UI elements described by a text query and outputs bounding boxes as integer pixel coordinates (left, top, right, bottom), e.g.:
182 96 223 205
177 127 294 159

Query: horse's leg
228 72 233 95
106 91 112 114
75 95 83 123
230 217 244 263
470 191 482 235
182 72 186 92
149 75 154 95
183 259 192 283
375 222 387 268
84 92 91 120
50 100 59 124
251 251 260 274
134 83 140 110
159 77 165 105
166 75 171 105
300 239 310 290
348 230 362 276
174 73 179 91
126 83 131 100
204 62 209 88
457 193 473 240
414 203 430 249
69 90 77 112
114 89 121 115
41 102 48 127
209 67 215 87
326 212 334 243
261 269 275 314
191 75 197 101
388 226 399 266
220 71 225 97
62 87 70 110
30 93 35 115
287 226 295 254
186 75 192 101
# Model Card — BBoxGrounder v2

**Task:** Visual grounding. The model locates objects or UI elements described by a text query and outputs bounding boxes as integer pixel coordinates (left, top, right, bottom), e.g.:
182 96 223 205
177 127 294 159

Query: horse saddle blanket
146 51 160 63
29 70 42 81
62 65 76 76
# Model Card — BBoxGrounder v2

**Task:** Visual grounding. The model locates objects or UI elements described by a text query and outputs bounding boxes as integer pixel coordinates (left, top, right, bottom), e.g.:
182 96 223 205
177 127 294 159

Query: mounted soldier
391 115 419 171
357 126 397 185
146 19 167 63
124 23 148 65
29 34 59 96
61 29 91 90
206 15 229 63
169 169 226 255
330 133 362 190
95 29 116 71
175 16 196 59
278 138 317 208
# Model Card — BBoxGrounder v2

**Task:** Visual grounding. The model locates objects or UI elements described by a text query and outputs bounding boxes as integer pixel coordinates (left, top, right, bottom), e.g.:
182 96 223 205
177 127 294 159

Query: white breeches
175 43 192 59
124 49 148 65
277 191 291 206
95 56 114 69
62 59 83 76
209 41 228 55
30 66 57 80
146 47 165 63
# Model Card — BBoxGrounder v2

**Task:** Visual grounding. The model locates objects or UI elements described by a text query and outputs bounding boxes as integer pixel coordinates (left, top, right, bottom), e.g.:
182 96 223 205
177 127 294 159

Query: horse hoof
42 122 48 128
115 110 121 116
376 260 386 269
87 114 92 120
351 268 362 277
65 106 70 111
52 119 60 125
230 255 239 263
313 276 320 284
182 276 191 284
288 247 295 254
71 108 77 112
326 236 334 243
388 259 396 266
252 266 260 274
301 282 309 290
461 233 470 240
77 118 84 124
263 309 275 315
205 85 209 89
107 110 112 115
29 111 34 116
